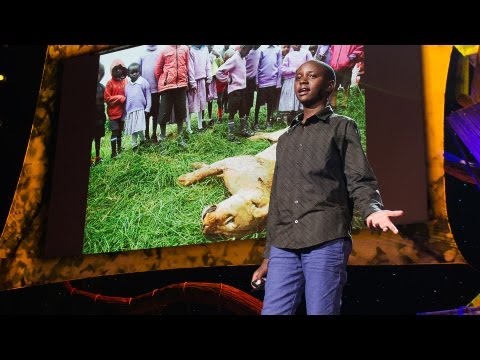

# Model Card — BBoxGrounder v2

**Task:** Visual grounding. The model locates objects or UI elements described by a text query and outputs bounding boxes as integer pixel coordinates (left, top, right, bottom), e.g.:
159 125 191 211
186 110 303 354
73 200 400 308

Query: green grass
84 88 366 254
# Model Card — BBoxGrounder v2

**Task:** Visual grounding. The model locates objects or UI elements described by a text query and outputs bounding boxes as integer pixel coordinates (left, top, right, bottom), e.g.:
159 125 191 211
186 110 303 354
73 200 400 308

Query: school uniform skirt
187 78 207 113
124 109 146 135
278 77 303 112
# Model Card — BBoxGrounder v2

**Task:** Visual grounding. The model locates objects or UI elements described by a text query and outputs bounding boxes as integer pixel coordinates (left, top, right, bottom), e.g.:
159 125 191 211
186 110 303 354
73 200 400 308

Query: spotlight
0 74 6 82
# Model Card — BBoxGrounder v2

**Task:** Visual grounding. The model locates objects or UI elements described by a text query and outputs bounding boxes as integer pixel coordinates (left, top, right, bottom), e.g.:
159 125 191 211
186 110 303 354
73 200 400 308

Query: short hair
128 62 140 71
312 59 336 85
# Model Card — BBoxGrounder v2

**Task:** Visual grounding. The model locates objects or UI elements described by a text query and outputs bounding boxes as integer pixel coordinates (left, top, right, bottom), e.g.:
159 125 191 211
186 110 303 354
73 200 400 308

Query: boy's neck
302 103 327 123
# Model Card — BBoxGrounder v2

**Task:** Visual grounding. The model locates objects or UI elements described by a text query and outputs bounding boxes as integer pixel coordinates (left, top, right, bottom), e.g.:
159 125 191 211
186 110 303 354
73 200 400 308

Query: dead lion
178 128 287 237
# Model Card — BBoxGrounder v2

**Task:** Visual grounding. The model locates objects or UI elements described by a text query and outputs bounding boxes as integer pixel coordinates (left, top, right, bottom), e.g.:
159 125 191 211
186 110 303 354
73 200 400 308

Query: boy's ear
327 80 335 93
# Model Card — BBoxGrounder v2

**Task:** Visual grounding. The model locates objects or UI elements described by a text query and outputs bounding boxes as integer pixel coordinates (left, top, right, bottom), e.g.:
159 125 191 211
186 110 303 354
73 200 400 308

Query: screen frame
0 45 457 292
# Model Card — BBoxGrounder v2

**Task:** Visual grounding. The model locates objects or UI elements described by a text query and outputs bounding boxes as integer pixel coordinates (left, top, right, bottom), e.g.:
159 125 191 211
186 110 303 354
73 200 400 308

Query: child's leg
94 134 101 158
208 101 213 120
254 87 265 129
173 88 188 147
132 132 138 148
158 90 174 140
226 91 237 141
197 111 203 130
117 120 124 153
217 91 224 121
227 111 235 141
144 113 150 141
185 112 193 133
109 119 118 158
267 86 277 129
150 92 160 140
266 99 274 129
223 91 229 114
238 89 253 137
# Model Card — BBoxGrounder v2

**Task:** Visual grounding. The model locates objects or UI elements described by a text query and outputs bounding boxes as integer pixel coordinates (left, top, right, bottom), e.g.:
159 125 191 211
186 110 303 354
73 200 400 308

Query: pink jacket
154 45 195 93
329 45 364 71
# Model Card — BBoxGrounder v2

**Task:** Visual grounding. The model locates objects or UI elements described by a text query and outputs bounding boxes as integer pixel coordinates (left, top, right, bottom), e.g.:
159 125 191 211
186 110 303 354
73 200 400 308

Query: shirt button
294 200 299 204
294 220 299 224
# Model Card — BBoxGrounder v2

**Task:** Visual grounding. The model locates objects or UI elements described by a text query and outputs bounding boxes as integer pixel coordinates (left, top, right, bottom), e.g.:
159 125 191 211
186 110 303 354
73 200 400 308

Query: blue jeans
261 238 352 315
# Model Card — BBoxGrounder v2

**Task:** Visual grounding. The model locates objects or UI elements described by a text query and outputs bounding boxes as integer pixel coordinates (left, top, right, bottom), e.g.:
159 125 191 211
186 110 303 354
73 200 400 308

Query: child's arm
187 48 197 91
215 56 235 84
206 52 212 84
154 51 165 85
144 80 152 113
280 54 296 78
350 45 364 60
104 81 125 105
256 51 263 87
276 48 282 88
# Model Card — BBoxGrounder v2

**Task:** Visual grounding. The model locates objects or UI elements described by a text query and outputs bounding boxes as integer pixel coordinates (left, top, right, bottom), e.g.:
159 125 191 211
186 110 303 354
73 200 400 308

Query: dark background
0 45 479 315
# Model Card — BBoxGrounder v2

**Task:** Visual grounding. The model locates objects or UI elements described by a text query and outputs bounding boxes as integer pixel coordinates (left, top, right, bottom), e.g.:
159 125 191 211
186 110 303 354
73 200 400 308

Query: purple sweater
257 45 282 88
125 76 151 114
246 48 260 80
138 46 160 93
280 48 313 80
216 51 247 94
189 46 212 82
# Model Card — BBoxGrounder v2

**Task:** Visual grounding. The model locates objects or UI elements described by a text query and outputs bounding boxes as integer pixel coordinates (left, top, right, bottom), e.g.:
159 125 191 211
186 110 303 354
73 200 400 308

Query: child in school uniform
138 45 160 142
92 62 107 165
278 45 312 122
186 45 212 131
245 45 261 123
104 59 128 159
155 45 195 148
206 45 221 126
216 45 254 141
328 45 364 108
125 63 151 150
254 45 282 131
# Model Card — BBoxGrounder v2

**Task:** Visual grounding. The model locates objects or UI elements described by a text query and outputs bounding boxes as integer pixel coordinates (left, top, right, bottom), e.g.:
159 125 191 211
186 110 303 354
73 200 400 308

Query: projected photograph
84 44 366 254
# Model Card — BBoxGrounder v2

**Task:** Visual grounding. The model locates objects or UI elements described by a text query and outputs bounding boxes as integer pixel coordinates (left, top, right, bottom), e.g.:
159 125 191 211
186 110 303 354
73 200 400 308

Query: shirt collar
289 106 334 128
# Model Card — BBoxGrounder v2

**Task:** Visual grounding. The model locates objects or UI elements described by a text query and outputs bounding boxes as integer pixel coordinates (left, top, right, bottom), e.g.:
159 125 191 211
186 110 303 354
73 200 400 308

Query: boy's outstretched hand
366 210 404 234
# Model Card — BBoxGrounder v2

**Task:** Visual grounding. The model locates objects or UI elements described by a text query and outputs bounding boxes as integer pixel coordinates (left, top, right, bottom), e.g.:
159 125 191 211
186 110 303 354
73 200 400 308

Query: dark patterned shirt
265 106 383 258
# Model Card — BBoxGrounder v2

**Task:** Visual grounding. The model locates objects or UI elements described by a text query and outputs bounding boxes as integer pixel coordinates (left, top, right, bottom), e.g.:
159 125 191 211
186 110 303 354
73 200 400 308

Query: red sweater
104 78 126 120
154 45 195 93
329 45 364 71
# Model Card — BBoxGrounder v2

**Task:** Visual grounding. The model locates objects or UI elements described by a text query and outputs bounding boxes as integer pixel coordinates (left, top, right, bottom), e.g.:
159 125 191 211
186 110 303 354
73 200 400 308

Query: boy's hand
251 259 269 288
366 210 404 234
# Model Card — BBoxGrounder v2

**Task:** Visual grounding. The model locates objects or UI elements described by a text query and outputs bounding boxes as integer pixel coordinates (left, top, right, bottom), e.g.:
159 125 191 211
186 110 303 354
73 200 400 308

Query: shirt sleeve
215 56 235 83
144 80 152 113
342 119 384 220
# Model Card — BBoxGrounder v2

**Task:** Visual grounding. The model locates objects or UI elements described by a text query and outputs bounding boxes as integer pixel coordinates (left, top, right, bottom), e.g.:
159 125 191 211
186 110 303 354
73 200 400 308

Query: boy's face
239 45 253 58
128 66 140 82
291 45 301 51
208 45 214 52
281 45 290 57
112 65 126 80
295 61 334 107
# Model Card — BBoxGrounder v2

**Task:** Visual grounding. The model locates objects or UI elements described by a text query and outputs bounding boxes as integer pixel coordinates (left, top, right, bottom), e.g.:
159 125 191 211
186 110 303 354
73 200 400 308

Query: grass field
84 88 366 254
